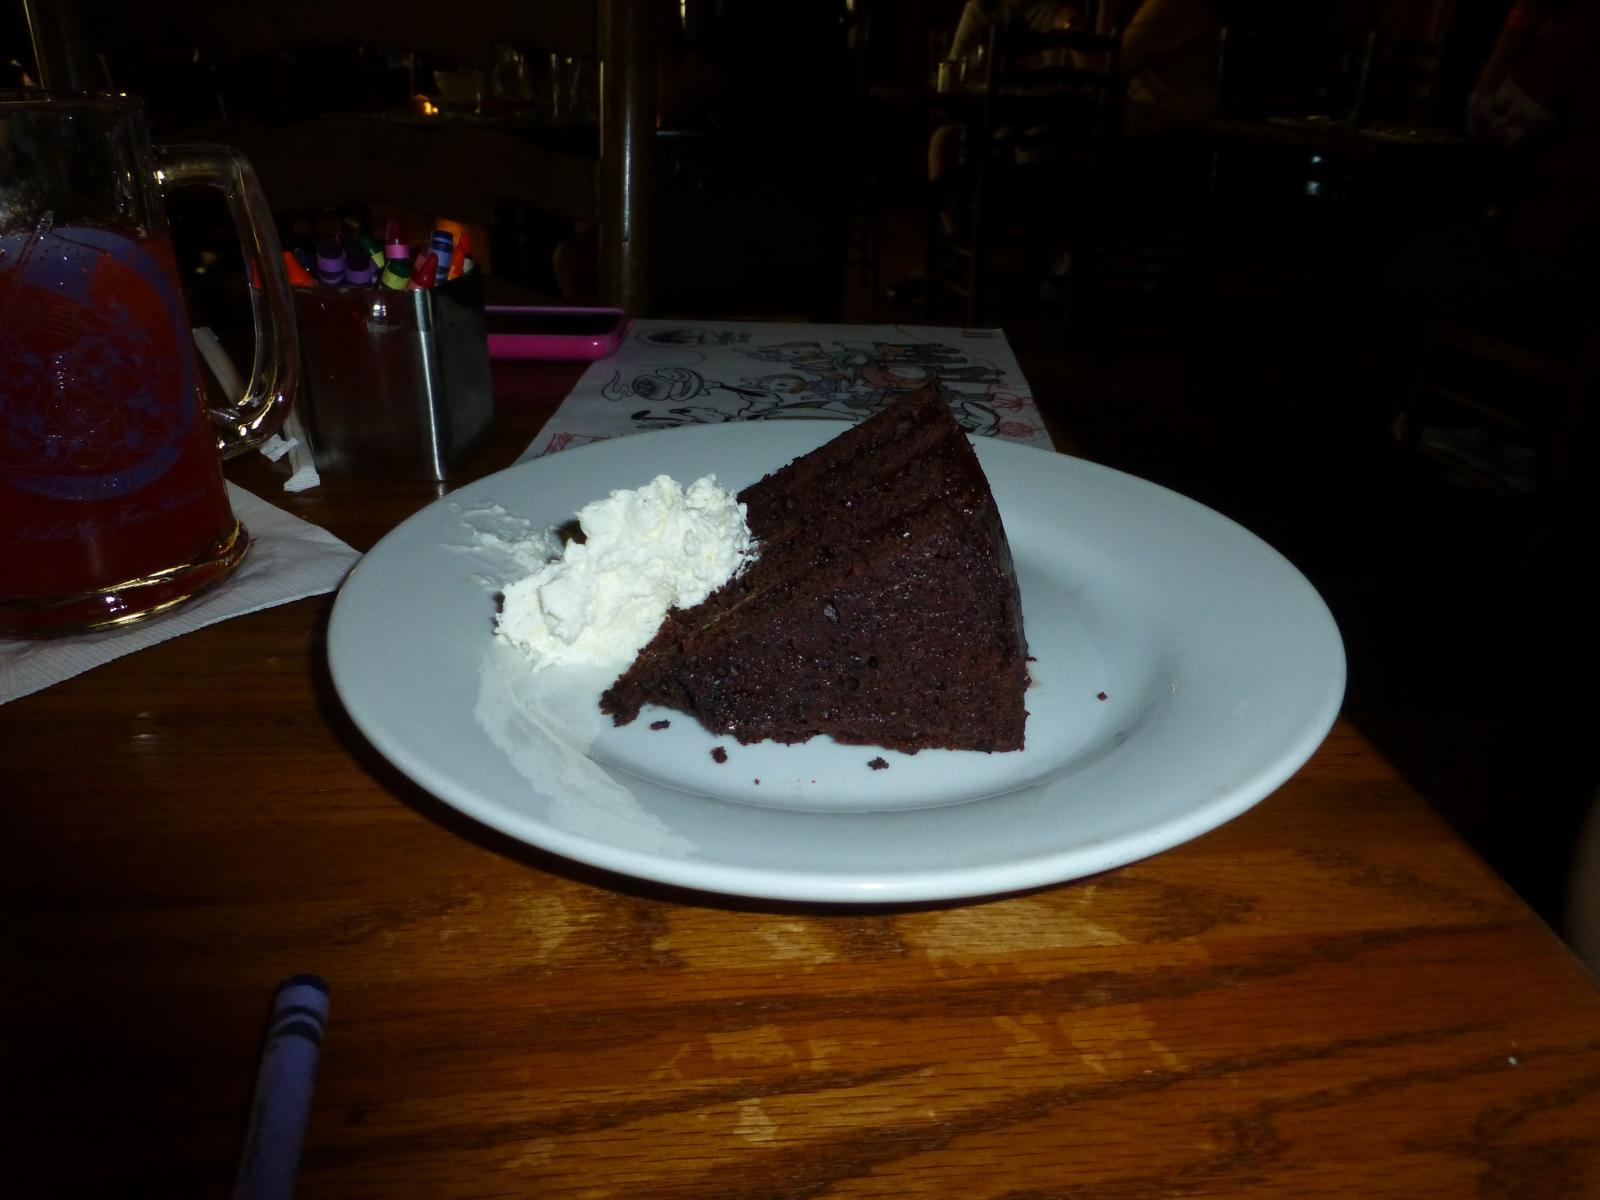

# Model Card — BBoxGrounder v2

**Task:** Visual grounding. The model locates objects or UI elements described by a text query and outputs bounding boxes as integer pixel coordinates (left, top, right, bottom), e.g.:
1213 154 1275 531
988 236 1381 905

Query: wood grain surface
3 361 1598 1198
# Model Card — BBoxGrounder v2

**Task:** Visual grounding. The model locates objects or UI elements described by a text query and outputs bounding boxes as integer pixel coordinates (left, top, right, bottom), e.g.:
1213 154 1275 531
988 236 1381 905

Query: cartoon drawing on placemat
600 334 1025 437
522 321 1048 462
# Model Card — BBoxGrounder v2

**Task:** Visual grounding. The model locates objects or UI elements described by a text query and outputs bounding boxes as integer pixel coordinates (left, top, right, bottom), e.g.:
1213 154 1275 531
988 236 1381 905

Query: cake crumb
711 746 728 764
650 719 671 730
1097 691 1108 701
868 756 889 770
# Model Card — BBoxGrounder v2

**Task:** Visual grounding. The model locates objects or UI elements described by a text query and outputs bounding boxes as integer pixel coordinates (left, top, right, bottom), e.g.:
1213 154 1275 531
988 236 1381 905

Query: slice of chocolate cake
600 390 1029 753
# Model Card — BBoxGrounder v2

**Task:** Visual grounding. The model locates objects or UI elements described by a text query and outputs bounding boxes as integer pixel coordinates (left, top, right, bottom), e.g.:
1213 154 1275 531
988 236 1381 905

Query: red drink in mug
0 225 241 605
0 90 298 636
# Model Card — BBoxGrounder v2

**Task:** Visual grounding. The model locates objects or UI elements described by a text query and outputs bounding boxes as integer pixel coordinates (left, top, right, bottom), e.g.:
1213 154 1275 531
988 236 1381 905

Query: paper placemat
519 320 1051 461
1 484 360 705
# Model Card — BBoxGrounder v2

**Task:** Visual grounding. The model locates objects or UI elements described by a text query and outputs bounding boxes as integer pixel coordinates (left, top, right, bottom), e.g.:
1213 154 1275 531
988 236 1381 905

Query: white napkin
0 483 360 705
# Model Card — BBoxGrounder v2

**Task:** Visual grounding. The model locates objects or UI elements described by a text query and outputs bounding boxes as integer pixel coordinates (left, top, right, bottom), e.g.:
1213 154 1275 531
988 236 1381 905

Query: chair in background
1393 316 1600 582
1369 35 1448 129
924 20 1123 327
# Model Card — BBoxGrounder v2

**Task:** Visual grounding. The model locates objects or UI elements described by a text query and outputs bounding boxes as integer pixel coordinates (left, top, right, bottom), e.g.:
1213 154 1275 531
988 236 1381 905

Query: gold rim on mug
0 520 248 635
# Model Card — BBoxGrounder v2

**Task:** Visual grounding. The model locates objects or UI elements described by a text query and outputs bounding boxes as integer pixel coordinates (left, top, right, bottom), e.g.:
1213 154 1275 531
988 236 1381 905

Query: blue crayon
427 229 454 282
314 242 345 286
232 974 329 1200
343 246 375 287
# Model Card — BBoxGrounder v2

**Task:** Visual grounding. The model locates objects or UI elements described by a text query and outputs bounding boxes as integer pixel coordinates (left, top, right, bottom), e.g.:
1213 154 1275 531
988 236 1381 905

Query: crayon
337 230 366 271
433 218 466 273
282 250 316 287
407 251 438 290
231 975 328 1200
433 218 466 246
427 229 454 282
314 242 345 286
356 231 385 270
380 257 413 290
343 246 375 287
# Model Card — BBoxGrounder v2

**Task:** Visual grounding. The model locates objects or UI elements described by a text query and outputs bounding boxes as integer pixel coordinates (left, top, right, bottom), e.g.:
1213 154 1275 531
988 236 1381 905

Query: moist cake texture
599 390 1029 753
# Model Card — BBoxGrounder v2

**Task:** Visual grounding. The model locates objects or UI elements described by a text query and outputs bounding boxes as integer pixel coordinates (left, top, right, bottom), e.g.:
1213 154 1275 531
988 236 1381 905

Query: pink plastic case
485 306 630 361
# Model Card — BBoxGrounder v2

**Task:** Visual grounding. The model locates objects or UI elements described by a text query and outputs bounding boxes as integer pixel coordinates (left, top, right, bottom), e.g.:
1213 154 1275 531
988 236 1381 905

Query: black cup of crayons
285 219 492 481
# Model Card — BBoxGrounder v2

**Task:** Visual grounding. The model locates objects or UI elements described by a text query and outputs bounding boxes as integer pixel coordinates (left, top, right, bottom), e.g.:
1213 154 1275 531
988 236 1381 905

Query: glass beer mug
0 90 297 636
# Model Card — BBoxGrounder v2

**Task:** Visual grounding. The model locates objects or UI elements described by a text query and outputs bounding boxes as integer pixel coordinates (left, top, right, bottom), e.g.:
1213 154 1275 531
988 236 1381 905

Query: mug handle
153 144 299 460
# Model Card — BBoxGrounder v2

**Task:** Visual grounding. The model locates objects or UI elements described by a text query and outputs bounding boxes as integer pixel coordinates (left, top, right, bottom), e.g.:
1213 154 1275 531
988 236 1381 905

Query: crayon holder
292 273 492 481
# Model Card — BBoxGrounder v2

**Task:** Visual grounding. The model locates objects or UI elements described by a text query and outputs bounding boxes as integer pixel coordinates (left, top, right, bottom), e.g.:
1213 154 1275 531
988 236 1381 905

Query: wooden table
4 359 1599 1198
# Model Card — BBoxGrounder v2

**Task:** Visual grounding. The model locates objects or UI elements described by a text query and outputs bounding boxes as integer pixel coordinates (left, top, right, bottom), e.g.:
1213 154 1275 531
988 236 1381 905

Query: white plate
328 421 1345 904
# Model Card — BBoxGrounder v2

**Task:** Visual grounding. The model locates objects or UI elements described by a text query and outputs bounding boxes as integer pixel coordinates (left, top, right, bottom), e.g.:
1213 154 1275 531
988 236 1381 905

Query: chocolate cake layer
600 390 1029 753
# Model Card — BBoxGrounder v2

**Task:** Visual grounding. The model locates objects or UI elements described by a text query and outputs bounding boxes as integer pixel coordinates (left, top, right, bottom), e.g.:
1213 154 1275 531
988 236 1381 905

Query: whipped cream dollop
495 474 754 671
